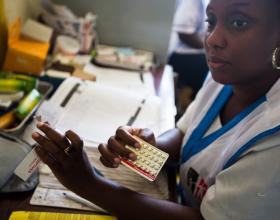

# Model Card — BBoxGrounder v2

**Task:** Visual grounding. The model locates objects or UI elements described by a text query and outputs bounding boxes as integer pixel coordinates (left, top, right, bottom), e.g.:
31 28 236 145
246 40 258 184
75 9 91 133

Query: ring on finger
64 146 73 156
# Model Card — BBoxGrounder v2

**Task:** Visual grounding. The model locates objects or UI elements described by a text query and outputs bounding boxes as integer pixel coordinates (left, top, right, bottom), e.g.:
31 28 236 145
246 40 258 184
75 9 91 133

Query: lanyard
181 85 266 164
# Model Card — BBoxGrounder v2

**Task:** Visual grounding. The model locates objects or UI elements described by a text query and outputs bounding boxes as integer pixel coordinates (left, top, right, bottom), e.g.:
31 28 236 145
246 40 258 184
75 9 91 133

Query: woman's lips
208 61 228 68
207 57 230 69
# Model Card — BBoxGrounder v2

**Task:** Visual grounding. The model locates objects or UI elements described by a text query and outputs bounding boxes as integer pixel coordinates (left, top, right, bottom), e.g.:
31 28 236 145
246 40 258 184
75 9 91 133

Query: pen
139 65 144 83
60 83 80 107
62 192 106 213
127 107 141 126
126 99 146 126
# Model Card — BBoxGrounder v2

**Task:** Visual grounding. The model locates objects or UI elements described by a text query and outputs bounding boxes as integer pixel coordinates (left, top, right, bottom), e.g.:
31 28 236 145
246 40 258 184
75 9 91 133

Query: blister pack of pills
120 136 169 181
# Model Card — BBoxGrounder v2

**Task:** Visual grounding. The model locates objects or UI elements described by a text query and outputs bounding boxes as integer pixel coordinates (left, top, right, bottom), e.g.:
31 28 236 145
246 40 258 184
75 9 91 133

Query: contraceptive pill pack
121 136 169 181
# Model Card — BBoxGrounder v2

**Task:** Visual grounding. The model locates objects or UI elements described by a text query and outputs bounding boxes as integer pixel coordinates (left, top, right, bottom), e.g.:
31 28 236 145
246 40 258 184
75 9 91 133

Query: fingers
116 127 141 148
32 132 67 162
65 130 83 152
99 156 111 167
138 128 152 140
98 143 120 168
138 128 156 146
36 122 69 151
35 145 63 174
99 155 118 168
108 136 136 160
115 126 156 148
98 126 154 168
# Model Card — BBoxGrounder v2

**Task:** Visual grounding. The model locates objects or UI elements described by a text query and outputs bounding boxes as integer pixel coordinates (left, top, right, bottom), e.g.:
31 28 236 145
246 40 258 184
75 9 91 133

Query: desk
0 191 95 219
0 171 177 219
0 65 176 220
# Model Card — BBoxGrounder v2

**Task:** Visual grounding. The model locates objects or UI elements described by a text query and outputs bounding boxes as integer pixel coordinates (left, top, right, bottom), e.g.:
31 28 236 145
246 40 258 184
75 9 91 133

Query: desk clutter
0 72 52 132
93 45 154 72
0 67 174 213
3 19 52 75
40 0 97 54
29 147 169 212
19 76 170 213
0 0 176 217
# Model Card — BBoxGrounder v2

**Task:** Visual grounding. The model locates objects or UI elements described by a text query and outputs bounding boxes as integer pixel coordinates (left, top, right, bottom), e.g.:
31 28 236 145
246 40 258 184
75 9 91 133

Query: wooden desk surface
0 65 176 219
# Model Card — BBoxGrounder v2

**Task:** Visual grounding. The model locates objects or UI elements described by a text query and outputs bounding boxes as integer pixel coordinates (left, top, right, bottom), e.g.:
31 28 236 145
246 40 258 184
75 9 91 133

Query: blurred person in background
168 0 209 118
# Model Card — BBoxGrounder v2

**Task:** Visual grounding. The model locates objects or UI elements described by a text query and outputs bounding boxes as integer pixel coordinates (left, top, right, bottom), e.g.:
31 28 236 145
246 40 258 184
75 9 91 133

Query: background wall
55 0 176 64
4 0 41 24
3 0 176 64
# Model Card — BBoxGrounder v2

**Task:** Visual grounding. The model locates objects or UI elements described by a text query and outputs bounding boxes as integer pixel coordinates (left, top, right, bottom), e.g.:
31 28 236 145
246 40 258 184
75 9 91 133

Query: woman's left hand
32 122 95 195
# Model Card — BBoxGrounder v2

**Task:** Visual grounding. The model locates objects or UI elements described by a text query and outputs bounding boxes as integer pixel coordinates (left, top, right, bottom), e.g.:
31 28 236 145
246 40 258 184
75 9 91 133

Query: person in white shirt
32 0 280 219
168 0 209 100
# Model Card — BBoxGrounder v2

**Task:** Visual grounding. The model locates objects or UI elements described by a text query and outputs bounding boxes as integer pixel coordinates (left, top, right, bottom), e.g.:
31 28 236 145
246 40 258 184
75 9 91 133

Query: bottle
0 79 27 93
6 73 38 93
0 72 38 93
15 89 42 120
0 0 8 69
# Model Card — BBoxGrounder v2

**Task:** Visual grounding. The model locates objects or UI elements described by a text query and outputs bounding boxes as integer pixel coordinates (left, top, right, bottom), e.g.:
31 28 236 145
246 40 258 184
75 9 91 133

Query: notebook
9 211 116 220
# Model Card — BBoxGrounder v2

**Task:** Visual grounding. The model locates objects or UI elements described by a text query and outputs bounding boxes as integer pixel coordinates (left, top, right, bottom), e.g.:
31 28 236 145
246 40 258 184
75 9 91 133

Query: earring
272 47 280 70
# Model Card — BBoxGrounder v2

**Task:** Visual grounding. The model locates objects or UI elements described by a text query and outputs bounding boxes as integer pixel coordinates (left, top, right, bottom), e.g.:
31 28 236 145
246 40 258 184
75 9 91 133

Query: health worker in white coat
168 0 209 99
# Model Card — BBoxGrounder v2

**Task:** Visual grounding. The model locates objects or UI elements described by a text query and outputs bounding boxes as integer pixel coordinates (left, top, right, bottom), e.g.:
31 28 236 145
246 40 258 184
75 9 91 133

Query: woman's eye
205 18 216 31
231 19 249 29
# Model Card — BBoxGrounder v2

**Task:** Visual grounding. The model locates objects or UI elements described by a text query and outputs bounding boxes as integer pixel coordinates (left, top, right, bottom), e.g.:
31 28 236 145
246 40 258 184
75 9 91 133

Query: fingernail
114 157 121 164
37 122 44 128
32 132 39 138
129 153 137 161
134 142 141 148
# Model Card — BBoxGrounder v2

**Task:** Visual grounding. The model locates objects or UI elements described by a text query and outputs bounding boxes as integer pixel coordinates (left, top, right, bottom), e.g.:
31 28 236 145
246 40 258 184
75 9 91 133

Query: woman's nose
205 24 227 51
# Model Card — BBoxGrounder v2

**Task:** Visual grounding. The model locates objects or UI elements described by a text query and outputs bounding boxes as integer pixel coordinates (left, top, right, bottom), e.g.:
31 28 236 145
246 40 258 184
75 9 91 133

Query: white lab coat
177 75 280 219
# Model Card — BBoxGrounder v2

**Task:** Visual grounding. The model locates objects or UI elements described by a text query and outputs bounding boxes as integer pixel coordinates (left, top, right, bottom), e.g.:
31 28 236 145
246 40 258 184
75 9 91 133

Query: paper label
14 147 41 181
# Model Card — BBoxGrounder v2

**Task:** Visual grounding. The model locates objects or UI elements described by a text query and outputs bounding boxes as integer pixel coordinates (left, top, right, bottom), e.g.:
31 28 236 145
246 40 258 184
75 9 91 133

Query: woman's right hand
98 126 156 168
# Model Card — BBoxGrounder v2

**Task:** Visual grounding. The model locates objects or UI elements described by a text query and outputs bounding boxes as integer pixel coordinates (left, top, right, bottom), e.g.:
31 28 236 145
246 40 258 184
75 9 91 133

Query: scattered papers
30 147 169 212
30 187 105 212
84 63 156 97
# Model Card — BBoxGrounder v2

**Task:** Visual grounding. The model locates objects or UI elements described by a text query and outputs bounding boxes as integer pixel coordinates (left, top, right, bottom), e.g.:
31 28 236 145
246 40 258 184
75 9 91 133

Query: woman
32 0 280 219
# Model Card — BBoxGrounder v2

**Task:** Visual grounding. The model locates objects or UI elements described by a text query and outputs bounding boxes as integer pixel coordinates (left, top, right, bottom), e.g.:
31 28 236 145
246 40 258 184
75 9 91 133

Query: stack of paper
84 63 156 97
46 77 161 144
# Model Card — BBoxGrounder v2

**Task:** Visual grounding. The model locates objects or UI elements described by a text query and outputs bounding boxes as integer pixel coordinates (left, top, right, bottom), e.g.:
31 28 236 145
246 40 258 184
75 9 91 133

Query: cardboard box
21 19 53 43
3 19 50 75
